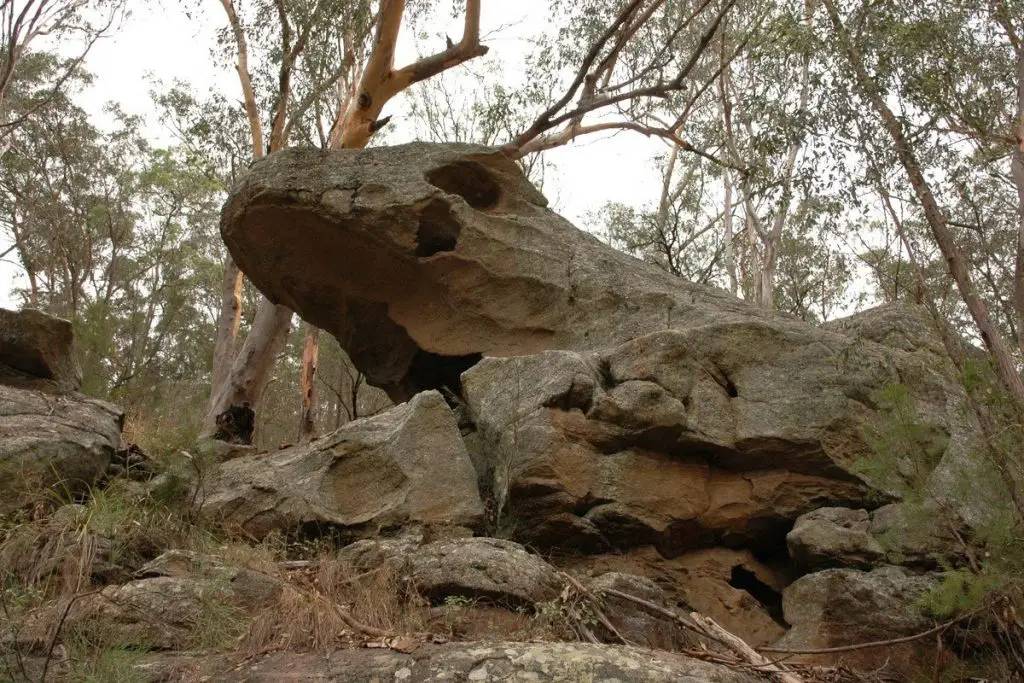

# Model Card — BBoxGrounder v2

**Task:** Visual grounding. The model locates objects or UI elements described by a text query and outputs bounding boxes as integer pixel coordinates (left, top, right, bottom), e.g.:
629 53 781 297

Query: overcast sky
0 2 668 308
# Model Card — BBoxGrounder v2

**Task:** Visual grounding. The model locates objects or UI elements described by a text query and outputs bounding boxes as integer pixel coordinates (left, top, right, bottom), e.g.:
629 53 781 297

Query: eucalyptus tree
820 0 1024 404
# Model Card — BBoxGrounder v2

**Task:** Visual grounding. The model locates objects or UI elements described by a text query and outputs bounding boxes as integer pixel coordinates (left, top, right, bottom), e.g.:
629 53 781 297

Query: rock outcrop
0 308 122 512
215 143 986 676
200 390 484 539
787 507 886 570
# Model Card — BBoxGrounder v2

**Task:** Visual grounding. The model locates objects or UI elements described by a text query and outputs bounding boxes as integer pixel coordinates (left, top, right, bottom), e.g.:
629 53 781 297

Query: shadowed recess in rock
729 565 786 627
425 160 502 211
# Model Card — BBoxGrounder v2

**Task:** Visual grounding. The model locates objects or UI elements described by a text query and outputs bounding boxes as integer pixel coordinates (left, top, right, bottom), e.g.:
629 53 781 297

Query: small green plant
443 594 474 609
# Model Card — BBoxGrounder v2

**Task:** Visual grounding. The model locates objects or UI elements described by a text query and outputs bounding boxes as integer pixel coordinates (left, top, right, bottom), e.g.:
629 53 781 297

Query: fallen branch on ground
757 609 982 656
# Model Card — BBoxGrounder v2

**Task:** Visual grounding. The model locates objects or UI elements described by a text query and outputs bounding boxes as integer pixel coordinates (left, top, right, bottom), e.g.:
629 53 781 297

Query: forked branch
504 0 737 161
336 0 488 149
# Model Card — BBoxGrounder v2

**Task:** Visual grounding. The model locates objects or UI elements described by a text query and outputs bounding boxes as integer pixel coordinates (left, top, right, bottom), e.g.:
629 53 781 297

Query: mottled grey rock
409 537 562 606
787 507 886 570
135 642 762 682
0 384 123 512
0 307 82 391
774 565 938 668
221 142 981 561
200 391 484 539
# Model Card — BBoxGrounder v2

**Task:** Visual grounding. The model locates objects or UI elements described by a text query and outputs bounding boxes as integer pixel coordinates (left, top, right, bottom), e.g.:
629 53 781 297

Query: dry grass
243 555 429 654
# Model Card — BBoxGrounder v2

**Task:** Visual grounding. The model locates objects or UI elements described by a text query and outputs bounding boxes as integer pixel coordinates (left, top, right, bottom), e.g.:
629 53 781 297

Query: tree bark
208 254 243 400
824 0 1024 405
299 322 320 440
336 0 487 148
722 167 738 296
1010 48 1024 357
203 301 293 439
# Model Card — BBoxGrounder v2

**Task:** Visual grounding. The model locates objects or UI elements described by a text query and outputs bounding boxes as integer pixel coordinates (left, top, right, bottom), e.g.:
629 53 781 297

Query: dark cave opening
406 348 483 401
425 160 503 211
415 199 462 258
729 565 787 627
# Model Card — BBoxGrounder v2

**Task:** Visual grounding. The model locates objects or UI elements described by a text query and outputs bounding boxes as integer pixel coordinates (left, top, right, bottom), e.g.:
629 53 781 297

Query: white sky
0 1 667 308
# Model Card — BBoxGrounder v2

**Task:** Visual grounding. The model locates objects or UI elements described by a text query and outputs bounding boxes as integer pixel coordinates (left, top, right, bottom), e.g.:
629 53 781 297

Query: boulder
19 551 283 651
0 384 122 512
0 307 82 391
773 565 939 669
787 507 886 570
135 642 763 682
220 142 981 606
409 537 562 607
220 143 784 401
200 391 484 539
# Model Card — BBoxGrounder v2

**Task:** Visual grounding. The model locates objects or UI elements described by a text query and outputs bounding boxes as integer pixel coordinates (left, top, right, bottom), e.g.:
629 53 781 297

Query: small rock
787 507 886 570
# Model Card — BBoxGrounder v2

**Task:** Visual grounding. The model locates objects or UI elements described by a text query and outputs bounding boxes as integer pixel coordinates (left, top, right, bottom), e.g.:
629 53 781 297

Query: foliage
858 375 1024 674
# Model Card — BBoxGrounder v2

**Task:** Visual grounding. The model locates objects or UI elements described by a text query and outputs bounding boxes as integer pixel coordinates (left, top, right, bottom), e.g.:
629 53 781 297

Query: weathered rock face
200 391 484 539
218 143 982 676
787 507 886 571
0 381 122 513
774 565 939 669
221 143 783 401
135 642 763 683
460 342 884 555
559 546 787 647
220 143 977 554
0 307 82 391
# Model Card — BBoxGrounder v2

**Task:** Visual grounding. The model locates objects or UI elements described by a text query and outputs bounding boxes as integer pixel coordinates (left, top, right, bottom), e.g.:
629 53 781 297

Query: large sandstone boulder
220 143 981 556
0 307 82 391
220 143 782 401
787 507 886 571
200 391 484 539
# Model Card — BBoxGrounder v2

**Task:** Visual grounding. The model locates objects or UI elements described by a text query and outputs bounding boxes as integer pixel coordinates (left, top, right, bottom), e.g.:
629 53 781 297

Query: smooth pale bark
337 0 486 148
722 168 738 295
209 254 243 398
824 0 1024 405
299 322 320 440
203 302 293 438
205 0 311 437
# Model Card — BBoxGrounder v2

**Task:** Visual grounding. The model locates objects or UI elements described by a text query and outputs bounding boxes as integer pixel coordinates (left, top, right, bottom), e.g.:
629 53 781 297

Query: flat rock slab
200 391 484 539
135 642 763 682
0 384 122 512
